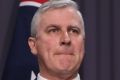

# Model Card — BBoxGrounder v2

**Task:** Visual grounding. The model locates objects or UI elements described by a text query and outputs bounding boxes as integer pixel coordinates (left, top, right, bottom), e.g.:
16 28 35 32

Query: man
28 0 85 80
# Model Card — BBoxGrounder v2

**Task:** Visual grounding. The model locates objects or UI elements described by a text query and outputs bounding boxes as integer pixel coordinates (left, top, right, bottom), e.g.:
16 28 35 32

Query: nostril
61 42 65 45
60 41 71 46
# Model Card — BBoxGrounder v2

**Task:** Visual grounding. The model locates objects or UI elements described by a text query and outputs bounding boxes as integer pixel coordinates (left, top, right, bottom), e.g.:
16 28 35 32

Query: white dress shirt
37 73 80 80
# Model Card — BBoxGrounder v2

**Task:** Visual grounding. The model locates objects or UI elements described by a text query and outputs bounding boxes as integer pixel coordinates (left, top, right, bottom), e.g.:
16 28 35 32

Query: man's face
29 7 84 75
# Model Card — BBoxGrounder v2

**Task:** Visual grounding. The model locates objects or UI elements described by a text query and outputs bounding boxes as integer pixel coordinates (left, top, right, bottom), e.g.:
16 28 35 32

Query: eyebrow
46 24 61 28
68 25 81 29
45 24 61 32
45 24 81 31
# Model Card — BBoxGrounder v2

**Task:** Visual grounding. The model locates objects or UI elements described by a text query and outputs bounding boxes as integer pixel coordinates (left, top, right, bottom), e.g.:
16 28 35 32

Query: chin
53 68 78 78
55 66 77 74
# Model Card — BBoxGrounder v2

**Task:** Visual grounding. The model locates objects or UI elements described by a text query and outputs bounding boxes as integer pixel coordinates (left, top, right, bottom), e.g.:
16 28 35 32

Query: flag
2 0 48 80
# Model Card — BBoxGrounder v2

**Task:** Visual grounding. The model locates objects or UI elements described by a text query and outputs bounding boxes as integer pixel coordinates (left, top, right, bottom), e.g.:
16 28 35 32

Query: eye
47 26 60 33
69 27 81 34
48 28 59 33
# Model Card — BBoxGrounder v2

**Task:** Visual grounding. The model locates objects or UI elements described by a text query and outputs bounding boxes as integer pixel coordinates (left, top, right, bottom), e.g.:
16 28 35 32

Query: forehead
39 7 82 25
41 6 80 17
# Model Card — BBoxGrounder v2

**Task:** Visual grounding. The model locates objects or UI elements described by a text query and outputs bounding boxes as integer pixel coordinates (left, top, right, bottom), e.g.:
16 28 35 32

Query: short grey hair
31 0 85 38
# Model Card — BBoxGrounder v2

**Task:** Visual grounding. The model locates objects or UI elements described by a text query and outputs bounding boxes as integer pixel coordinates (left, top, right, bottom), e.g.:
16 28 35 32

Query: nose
60 32 71 46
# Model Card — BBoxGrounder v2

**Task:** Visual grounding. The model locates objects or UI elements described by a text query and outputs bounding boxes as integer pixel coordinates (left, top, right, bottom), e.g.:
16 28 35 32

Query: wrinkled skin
28 7 85 80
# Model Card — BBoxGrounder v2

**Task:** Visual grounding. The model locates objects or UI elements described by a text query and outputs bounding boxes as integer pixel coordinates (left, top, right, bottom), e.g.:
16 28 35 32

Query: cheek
72 38 84 56
73 38 84 48
43 35 59 45
37 36 57 48
36 37 59 58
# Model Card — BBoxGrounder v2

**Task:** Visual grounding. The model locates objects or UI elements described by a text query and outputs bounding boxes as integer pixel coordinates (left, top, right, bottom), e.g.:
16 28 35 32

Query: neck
39 71 78 80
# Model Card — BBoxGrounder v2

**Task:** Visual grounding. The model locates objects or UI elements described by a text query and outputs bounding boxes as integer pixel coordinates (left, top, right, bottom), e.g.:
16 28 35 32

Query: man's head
28 0 85 79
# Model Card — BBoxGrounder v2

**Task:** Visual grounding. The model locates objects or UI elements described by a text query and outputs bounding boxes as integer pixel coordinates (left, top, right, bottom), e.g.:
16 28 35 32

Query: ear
28 37 38 55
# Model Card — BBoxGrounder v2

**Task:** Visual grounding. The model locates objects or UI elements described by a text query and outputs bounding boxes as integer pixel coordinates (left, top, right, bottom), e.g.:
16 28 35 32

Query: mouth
55 50 74 55
54 53 75 69
54 47 74 55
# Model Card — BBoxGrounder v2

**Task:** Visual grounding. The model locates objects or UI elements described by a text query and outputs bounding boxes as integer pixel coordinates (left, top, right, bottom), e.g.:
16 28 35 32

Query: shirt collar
37 73 80 80
37 73 47 80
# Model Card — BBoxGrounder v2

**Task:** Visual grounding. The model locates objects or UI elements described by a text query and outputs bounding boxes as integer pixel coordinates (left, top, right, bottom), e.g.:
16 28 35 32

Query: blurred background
0 0 120 80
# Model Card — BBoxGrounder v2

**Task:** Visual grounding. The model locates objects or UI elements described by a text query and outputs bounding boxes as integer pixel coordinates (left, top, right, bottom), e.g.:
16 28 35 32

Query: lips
55 49 74 55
